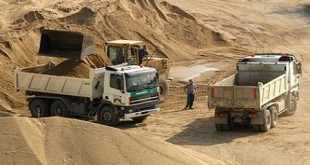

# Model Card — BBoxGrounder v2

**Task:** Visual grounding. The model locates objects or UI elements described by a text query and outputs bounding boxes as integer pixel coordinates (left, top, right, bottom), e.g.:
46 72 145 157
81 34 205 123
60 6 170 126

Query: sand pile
44 60 91 78
0 117 225 165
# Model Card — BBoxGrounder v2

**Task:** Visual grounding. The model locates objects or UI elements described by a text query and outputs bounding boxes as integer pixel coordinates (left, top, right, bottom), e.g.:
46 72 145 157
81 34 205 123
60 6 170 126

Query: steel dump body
208 62 288 110
14 62 104 101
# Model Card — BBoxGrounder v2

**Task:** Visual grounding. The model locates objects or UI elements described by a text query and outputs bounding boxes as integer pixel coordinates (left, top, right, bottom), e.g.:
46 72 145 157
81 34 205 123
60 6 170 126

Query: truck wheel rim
290 100 296 111
103 112 112 121
35 106 42 114
55 107 63 115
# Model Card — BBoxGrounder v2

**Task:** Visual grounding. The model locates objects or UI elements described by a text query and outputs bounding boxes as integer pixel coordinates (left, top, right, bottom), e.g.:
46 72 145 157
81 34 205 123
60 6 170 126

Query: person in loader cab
139 45 149 65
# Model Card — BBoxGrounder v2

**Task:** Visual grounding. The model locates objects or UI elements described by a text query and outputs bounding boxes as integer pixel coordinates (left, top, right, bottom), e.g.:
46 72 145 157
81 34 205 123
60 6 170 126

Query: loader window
108 46 125 65
126 48 138 65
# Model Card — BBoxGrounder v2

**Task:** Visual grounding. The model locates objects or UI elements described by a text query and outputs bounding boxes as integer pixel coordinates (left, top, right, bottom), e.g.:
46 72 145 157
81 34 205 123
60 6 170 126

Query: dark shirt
184 83 197 95
139 49 149 64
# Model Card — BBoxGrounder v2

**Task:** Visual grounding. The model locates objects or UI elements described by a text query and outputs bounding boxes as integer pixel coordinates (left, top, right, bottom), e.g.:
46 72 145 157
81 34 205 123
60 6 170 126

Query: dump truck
38 29 171 102
14 62 160 125
208 53 302 132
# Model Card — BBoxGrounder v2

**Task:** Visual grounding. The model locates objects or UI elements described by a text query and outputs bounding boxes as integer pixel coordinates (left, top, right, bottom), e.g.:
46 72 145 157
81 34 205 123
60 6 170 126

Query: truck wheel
29 99 50 118
159 79 169 102
215 124 231 131
98 106 119 126
259 109 271 132
50 100 70 117
132 116 149 123
283 96 297 116
222 124 232 131
269 106 278 128
252 125 261 132
215 124 224 131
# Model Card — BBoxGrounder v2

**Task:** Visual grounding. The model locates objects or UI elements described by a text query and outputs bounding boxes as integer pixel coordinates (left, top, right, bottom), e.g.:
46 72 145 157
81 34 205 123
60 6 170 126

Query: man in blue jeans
184 79 197 110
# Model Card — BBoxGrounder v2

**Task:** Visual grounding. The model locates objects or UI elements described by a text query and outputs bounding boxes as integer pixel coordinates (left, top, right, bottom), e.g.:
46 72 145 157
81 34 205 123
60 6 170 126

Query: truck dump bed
208 62 288 109
14 62 103 100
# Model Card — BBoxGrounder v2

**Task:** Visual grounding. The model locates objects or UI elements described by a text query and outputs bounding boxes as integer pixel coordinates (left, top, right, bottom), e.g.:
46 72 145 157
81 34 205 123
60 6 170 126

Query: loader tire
98 105 119 126
29 99 50 118
50 100 69 117
259 109 271 132
158 78 169 102
283 96 297 116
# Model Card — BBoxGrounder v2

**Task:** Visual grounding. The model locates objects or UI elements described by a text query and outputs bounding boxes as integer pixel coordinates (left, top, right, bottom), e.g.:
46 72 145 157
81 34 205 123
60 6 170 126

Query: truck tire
215 124 224 131
252 125 261 132
259 109 271 132
50 100 70 117
215 124 231 132
159 78 168 102
132 115 149 123
283 96 297 116
269 106 278 128
29 99 50 118
98 105 119 126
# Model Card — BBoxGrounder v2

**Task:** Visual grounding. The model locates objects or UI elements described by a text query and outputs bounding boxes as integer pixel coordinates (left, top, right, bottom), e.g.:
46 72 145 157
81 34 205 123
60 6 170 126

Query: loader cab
106 40 142 65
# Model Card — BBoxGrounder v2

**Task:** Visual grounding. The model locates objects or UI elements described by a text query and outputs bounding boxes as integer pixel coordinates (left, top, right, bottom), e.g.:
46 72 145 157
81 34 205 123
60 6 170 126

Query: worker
183 79 197 110
139 45 149 65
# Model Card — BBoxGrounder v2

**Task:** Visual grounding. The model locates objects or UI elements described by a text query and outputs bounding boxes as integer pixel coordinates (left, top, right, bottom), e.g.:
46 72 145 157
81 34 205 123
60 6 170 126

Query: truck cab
99 65 160 125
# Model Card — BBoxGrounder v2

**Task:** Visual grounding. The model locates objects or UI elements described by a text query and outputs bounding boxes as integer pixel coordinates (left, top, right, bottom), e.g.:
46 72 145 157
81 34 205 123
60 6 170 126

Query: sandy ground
0 0 309 164
0 117 226 165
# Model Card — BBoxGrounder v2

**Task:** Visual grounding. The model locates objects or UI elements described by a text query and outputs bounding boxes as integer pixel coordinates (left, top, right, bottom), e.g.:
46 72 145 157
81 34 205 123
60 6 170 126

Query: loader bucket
38 29 96 59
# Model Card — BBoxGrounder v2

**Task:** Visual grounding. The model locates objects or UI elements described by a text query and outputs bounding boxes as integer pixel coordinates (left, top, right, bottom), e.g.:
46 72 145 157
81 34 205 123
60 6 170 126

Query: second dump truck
208 53 302 132
15 62 160 125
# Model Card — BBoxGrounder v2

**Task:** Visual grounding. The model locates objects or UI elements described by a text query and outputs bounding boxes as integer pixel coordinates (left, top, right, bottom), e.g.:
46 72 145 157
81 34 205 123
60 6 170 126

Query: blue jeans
186 94 195 108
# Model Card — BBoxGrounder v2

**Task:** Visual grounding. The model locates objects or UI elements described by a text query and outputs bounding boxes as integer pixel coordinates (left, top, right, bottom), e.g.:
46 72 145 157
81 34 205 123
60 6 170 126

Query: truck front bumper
124 108 159 119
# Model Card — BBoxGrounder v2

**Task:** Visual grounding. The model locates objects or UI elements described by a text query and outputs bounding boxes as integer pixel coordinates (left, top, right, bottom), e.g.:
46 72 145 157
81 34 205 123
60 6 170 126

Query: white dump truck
208 53 302 132
14 62 160 125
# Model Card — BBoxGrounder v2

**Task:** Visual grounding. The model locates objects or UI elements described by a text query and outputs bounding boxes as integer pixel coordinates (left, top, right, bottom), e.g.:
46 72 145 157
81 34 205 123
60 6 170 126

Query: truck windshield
126 72 158 92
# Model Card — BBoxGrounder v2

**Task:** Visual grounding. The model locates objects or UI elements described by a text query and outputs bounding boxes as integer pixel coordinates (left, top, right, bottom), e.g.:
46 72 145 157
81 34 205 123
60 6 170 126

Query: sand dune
0 117 226 165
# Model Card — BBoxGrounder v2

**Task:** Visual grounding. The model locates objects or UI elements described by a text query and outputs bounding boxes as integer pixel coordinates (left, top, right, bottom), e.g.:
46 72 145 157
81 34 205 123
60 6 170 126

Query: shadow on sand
165 117 260 146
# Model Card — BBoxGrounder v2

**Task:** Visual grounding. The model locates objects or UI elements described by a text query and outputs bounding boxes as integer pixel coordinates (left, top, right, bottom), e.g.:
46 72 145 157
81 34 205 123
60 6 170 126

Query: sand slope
0 117 226 165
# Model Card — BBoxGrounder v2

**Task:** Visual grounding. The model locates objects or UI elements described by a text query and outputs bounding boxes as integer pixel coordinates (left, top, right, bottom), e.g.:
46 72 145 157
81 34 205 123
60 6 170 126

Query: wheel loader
38 29 171 102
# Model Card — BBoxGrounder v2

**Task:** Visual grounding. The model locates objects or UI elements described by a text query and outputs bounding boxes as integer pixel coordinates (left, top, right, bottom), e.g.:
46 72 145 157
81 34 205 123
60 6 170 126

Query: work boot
189 107 194 109
183 106 188 110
